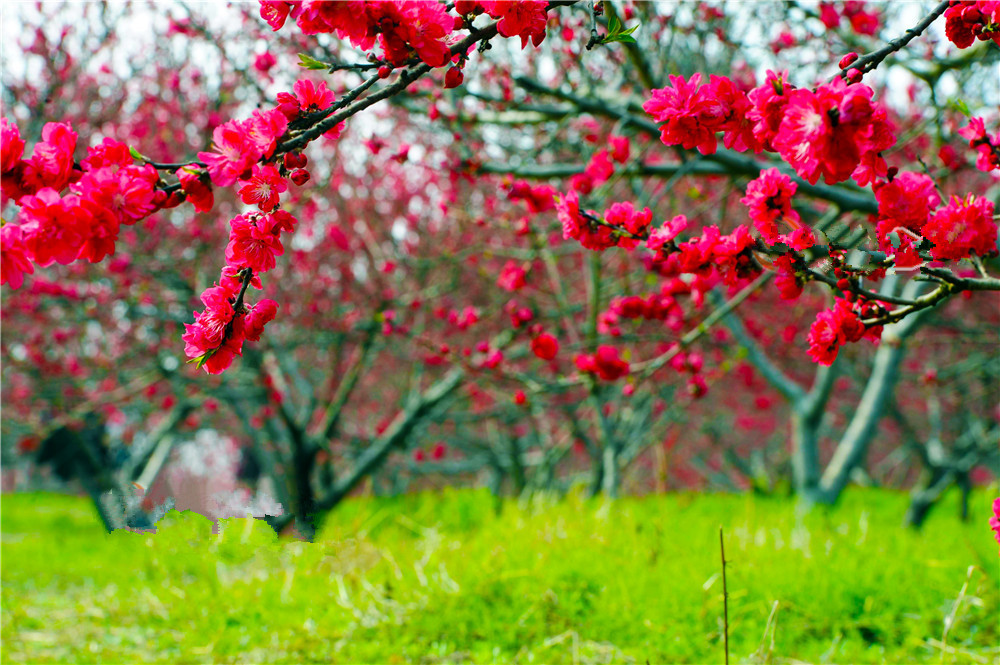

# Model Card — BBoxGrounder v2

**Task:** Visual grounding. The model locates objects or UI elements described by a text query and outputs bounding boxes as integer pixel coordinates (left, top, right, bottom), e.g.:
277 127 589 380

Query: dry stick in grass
720 528 730 664
941 565 977 662
751 601 780 664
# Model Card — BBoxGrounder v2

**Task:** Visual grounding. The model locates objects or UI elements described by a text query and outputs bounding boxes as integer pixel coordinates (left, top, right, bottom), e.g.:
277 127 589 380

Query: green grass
2 488 998 664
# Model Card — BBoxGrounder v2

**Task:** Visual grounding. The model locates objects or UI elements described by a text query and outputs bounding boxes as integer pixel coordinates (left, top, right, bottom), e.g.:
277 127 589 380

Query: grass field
2 488 998 663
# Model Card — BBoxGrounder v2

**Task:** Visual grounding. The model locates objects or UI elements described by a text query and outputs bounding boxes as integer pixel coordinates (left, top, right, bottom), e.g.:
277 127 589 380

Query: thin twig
837 0 950 79
720 525 729 665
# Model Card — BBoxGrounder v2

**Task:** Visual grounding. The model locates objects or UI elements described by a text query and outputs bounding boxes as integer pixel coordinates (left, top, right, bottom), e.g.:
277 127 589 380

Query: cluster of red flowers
806 298 880 365
818 1 881 36
600 289 687 337
530 331 559 360
991 497 1000 549
669 225 760 287
575 345 630 381
740 168 815 250
1 120 164 289
181 209 294 374
874 172 997 266
944 0 1000 48
180 74 359 374
197 108 289 187
496 260 528 292
260 0 549 69
642 73 760 156
873 171 941 267
958 116 1000 173
645 71 895 186
923 194 997 261
558 195 654 252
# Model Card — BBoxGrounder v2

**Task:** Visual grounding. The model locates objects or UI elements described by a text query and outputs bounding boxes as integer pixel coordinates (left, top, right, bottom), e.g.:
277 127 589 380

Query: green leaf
606 33 637 44
185 349 214 370
600 18 639 45
297 53 329 70
129 146 148 161
946 97 970 117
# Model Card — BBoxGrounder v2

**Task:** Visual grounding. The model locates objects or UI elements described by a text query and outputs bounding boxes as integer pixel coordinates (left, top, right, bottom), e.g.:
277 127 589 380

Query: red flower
772 79 895 186
1 118 25 175
531 332 559 360
604 201 653 250
17 188 89 266
806 299 865 365
245 109 289 159
705 74 763 154
198 120 257 187
747 70 793 151
945 1 1000 49
773 255 803 300
183 284 247 374
244 299 279 341
923 194 997 261
508 180 556 213
371 1 454 68
80 138 133 171
576 345 630 381
990 497 1000 547
482 0 548 48
610 135 631 163
646 215 688 252
225 212 285 273
73 164 158 224
741 167 800 245
873 171 939 251
253 52 277 73
293 78 335 113
176 166 215 213
238 164 287 212
497 260 527 291
643 74 720 155
22 122 78 193
958 116 1000 172
259 0 290 30
0 224 34 289
444 66 464 89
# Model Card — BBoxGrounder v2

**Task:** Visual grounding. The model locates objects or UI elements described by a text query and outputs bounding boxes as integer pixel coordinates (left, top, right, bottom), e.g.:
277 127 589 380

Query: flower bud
283 152 307 170
839 52 859 69
444 66 464 89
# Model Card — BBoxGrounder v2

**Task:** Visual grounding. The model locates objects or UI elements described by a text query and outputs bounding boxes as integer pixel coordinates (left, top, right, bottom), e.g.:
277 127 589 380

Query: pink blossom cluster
818 1 882 36
1 120 164 289
991 497 1000 549
944 0 1000 48
181 211 295 374
923 194 997 261
558 194 653 252
260 0 548 69
644 71 895 186
740 168 815 250
958 116 1000 173
600 289 687 337
575 344 630 381
874 173 996 266
197 108 289 187
806 298 881 365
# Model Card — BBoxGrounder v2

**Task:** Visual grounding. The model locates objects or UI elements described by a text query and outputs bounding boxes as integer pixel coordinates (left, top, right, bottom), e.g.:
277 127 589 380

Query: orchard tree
2 0 998 537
